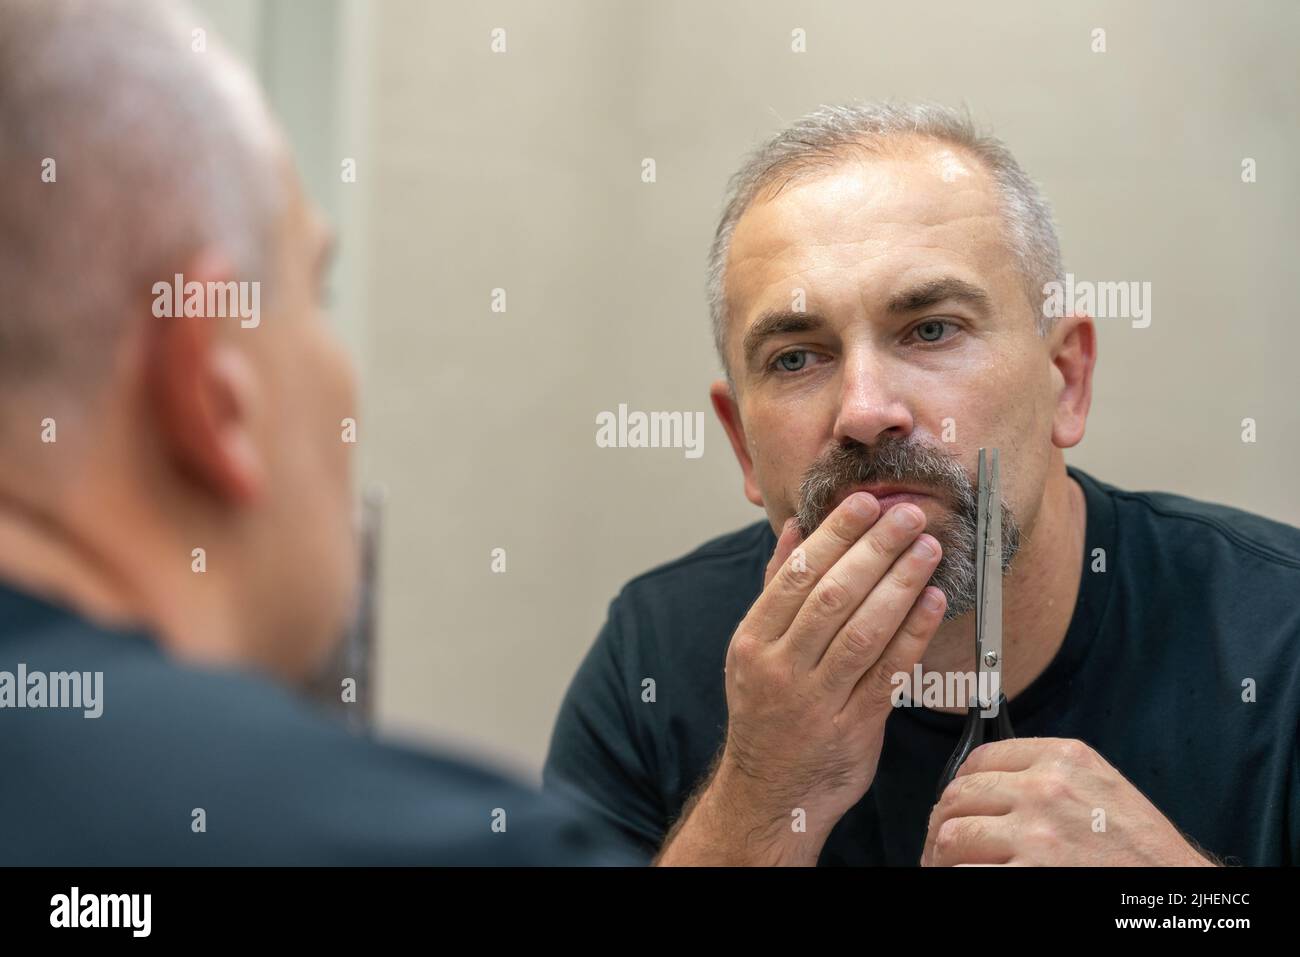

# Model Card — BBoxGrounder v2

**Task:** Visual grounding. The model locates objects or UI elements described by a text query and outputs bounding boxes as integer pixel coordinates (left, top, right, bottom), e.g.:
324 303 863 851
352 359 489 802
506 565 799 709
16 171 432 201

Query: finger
923 815 1015 867
744 492 882 641
849 584 946 713
922 758 1013 866
783 502 930 666
934 770 1020 821
921 799 942 866
955 739 1054 778
838 585 944 717
763 518 802 589
813 531 942 698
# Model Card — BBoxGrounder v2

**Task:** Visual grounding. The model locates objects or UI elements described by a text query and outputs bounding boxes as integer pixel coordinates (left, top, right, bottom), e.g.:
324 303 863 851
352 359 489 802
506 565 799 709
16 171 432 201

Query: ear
709 379 765 507
1048 313 1097 449
144 255 266 505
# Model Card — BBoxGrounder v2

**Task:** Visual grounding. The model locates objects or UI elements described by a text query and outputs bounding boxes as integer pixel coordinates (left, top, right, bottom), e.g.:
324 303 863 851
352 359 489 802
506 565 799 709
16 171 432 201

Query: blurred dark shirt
0 582 637 865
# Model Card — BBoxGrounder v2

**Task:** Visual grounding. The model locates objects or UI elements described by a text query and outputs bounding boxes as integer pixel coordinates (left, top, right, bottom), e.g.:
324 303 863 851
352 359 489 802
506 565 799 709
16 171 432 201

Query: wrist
694 764 831 866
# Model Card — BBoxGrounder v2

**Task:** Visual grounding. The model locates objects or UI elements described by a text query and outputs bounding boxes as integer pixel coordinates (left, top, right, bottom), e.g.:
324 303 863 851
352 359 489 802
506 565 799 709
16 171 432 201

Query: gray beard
793 440 1022 622
921 495 1020 622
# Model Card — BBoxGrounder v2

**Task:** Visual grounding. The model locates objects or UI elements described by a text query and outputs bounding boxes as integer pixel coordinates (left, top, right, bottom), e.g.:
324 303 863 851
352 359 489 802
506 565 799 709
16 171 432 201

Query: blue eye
915 320 950 343
773 350 810 373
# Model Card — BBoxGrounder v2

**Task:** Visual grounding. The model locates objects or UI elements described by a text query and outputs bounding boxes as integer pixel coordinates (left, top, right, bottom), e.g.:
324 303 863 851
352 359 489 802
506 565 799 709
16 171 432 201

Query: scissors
935 447 1014 801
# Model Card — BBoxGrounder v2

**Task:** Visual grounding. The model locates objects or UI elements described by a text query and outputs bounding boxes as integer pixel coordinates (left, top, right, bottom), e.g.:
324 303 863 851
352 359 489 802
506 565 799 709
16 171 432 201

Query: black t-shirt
544 466 1300 865
0 583 634 865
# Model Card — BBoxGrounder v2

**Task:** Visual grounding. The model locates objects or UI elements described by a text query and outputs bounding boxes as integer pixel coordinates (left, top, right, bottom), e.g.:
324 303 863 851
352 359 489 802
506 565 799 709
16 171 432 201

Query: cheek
1000 355 1056 444
944 348 1045 433
305 333 358 470
745 402 831 493
977 359 1055 508
302 341 359 628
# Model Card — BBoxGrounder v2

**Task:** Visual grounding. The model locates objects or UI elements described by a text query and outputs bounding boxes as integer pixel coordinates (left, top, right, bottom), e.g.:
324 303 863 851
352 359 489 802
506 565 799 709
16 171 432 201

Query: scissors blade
976 448 1003 717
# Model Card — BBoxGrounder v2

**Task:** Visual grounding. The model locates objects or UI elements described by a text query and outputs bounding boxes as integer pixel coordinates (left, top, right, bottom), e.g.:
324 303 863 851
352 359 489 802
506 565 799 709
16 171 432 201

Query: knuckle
864 660 897 699
828 707 855 740
935 816 972 854
727 631 762 666
838 616 881 659
726 636 787 696
866 529 897 562
936 779 961 811
898 603 932 638
934 821 957 855
947 774 984 807
1032 771 1070 803
1027 822 1060 852
779 557 817 592
1059 739 1093 765
889 562 922 593
823 510 862 550
811 574 852 618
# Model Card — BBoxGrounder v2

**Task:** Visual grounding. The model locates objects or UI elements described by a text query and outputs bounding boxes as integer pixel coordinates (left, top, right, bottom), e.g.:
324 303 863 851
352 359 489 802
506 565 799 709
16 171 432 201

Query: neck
923 458 1087 713
0 468 250 673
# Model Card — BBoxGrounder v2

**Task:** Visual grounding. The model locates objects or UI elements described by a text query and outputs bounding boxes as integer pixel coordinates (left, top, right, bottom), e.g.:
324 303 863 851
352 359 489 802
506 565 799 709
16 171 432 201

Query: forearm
654 766 825 867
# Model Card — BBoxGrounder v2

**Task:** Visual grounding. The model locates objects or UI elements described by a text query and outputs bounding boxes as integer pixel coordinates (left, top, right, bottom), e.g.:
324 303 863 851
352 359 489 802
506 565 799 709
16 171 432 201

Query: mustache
793 438 1022 622
795 437 974 539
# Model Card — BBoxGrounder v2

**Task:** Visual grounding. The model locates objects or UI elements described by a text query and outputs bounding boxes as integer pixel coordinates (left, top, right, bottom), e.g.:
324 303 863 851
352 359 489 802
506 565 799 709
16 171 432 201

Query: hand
922 738 1217 866
657 492 947 866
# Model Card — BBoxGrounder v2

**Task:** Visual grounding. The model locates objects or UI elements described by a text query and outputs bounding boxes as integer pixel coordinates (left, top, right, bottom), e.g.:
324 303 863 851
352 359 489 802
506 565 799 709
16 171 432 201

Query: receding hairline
748 130 990 205
706 103 1064 382
718 136 1017 360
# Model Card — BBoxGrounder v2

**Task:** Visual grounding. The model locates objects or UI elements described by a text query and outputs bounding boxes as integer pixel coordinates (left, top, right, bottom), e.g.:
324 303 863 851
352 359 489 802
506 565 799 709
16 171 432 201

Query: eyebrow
885 276 991 314
740 276 992 373
741 311 824 372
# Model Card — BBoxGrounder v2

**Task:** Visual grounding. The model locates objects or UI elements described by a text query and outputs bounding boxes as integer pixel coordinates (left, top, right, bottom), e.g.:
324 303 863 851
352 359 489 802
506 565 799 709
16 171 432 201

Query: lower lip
873 493 931 512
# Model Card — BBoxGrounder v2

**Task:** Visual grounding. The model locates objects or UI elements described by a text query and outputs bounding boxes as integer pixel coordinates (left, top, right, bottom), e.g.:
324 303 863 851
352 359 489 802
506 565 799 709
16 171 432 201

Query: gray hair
0 0 283 392
705 101 1063 377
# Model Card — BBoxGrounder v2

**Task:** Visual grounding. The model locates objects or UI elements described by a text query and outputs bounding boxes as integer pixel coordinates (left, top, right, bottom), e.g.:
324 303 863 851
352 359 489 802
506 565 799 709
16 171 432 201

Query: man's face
716 140 1060 619
242 156 360 676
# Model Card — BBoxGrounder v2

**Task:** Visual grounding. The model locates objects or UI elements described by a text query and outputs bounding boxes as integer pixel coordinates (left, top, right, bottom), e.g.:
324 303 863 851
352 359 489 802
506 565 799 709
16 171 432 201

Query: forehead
724 141 1016 317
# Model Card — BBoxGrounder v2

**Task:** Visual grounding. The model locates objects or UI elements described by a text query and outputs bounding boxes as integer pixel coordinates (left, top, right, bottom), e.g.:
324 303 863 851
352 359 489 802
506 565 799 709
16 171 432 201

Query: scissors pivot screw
983 651 999 668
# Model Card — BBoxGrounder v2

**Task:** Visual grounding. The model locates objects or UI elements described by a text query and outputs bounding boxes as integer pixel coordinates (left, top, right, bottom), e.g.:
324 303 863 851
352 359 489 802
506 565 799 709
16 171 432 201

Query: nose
831 347 914 447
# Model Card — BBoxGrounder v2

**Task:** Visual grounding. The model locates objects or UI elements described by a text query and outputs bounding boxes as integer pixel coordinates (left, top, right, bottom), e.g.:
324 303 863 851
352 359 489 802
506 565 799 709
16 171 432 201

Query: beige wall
223 0 1300 777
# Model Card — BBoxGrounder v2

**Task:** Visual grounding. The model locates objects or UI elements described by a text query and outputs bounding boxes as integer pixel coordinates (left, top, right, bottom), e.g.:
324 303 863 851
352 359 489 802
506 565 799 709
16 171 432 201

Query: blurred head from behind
0 0 358 679
706 103 1096 620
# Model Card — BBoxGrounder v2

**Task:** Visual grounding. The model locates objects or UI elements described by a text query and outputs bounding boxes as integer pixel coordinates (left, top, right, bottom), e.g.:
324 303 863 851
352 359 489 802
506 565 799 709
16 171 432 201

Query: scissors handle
934 693 1015 802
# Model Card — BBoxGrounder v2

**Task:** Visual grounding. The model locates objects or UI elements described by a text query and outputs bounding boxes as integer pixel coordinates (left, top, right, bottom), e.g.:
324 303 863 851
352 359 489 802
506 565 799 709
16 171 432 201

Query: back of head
0 0 358 682
0 0 281 406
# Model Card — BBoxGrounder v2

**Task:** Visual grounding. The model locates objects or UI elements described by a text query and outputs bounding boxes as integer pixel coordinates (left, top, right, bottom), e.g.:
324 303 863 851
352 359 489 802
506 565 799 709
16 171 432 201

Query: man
0 0 627 865
545 102 1300 866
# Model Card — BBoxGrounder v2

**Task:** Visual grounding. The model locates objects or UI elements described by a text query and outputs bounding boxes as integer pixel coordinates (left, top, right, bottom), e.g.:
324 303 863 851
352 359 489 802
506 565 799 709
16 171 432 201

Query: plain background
195 0 1299 777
